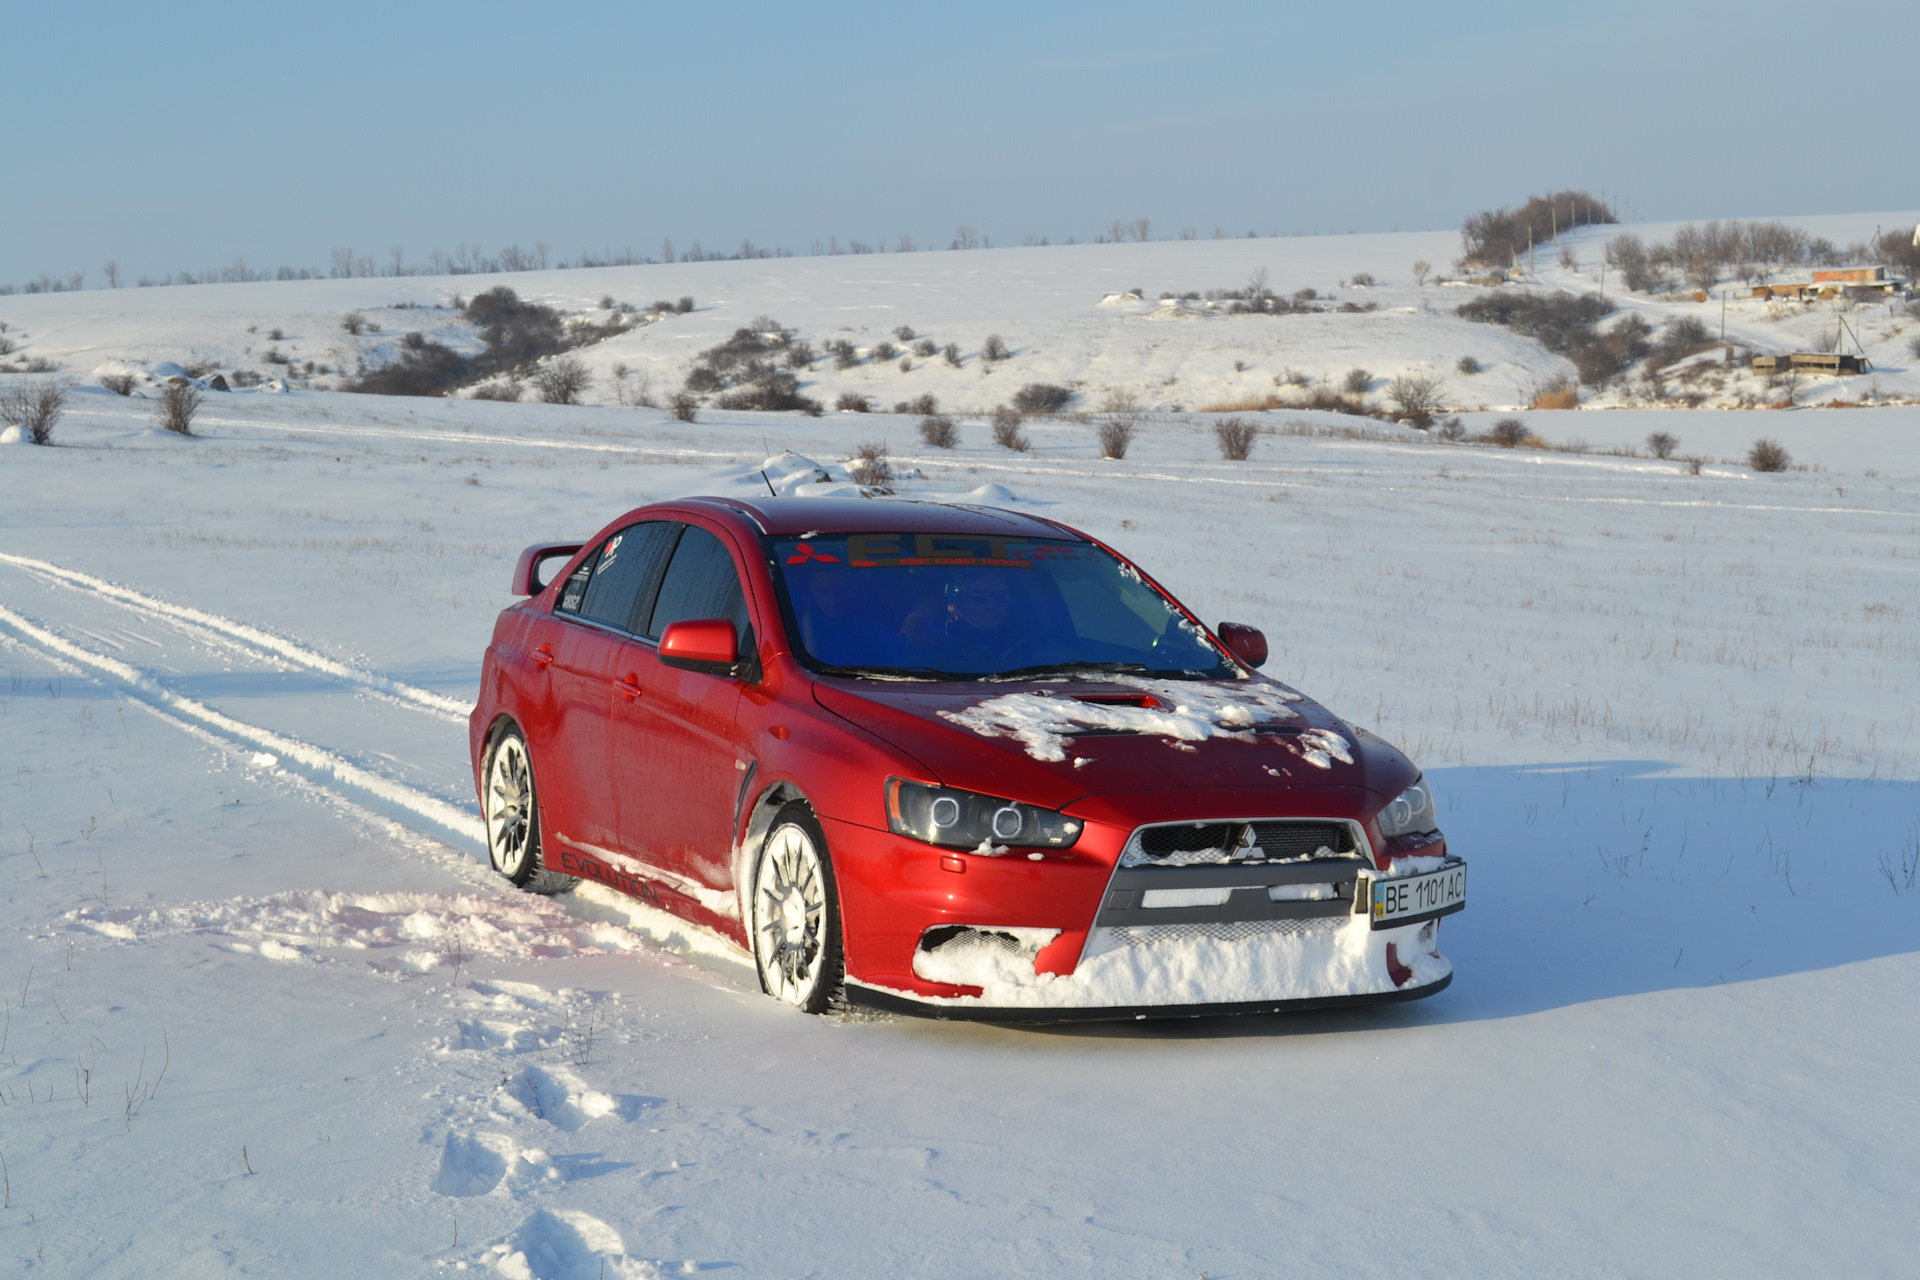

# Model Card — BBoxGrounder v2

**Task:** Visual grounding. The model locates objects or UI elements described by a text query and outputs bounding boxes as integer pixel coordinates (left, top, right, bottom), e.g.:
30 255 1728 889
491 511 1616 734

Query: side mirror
512 542 585 597
1216 621 1268 668
658 619 740 674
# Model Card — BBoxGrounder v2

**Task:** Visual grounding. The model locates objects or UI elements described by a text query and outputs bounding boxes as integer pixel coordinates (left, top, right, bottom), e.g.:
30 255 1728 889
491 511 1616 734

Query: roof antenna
759 469 778 498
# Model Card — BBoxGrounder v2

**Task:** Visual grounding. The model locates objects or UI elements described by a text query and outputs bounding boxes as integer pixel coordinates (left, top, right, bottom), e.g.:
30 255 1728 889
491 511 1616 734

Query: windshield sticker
845 533 1036 568
786 543 840 565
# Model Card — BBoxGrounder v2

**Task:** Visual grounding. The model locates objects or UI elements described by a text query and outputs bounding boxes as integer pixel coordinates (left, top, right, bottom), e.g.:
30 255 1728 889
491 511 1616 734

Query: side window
560 521 678 631
645 526 752 648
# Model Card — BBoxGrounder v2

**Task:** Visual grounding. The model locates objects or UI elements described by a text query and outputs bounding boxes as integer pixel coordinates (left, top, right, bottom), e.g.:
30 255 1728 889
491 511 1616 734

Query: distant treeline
1461 190 1617 267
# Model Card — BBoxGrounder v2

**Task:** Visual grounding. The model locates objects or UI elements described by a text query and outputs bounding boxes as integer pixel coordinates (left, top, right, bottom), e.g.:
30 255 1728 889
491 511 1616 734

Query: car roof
673 496 1081 539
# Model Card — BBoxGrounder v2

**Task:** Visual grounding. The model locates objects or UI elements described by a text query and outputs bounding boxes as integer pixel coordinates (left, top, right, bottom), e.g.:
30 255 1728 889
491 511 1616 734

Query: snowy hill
1 221 1919 1276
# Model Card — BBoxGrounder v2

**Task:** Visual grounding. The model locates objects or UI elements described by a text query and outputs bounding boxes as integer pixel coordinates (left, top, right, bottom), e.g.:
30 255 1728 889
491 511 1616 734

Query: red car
470 496 1464 1019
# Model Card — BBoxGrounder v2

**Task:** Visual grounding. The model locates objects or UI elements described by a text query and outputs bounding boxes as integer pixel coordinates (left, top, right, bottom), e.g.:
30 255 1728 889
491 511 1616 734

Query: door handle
616 672 643 701
531 643 555 668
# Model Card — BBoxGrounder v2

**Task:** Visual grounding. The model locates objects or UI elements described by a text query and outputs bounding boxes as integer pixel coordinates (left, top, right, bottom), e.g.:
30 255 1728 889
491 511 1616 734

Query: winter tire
482 725 577 895
751 803 846 1013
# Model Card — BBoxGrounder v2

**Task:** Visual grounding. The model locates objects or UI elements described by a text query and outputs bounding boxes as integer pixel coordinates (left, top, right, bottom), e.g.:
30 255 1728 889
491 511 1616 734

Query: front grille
1082 918 1346 962
1124 820 1358 868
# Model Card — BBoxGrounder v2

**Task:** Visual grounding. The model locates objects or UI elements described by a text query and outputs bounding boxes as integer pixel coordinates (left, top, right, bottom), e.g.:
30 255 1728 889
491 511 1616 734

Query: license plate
1369 860 1466 930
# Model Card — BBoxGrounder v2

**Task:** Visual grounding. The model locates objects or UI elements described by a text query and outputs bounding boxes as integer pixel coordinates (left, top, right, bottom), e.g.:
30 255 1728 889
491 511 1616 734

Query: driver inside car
899 568 1019 671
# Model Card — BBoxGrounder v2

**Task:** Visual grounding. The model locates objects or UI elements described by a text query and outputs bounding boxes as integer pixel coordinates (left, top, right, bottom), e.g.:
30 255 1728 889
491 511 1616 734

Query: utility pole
1721 291 1727 341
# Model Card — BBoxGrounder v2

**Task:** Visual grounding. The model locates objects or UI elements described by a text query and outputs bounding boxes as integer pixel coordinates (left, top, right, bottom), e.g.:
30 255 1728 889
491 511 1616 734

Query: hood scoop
1072 693 1162 709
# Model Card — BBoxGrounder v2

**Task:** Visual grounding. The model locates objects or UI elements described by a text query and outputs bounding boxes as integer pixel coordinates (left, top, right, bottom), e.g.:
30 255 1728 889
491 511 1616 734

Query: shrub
1909 335 1920 361
1385 372 1445 426
600 294 615 310
714 371 823 415
676 297 694 314
268 327 284 341
650 299 674 315
851 441 893 485
1488 417 1530 447
352 337 471 396
1648 316 1715 370
1645 431 1680 459
1342 367 1371 395
786 342 814 369
1530 380 1579 410
1455 355 1481 376
942 343 962 368
835 392 873 413
919 414 958 448
1458 290 1644 385
684 366 724 394
1748 437 1791 472
892 325 915 341
1412 259 1432 287
872 340 898 362
1011 383 1072 414
899 357 913 373
156 382 201 436
832 341 860 370
1214 416 1259 461
1098 417 1137 459
341 311 368 335
1350 272 1376 287
670 391 699 421
1 379 67 444
991 406 1030 451
894 393 937 416
1437 415 1466 441
471 382 523 401
981 334 1010 362
913 339 938 358
263 348 289 365
100 372 136 396
1604 234 1663 293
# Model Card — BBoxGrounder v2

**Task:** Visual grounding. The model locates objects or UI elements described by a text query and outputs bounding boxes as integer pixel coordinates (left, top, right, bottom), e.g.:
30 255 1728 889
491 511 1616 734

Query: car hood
811 674 1417 816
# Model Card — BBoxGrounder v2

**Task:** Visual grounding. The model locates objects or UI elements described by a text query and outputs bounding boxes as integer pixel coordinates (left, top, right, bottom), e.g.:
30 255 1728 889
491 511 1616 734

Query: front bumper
824 812 1459 1020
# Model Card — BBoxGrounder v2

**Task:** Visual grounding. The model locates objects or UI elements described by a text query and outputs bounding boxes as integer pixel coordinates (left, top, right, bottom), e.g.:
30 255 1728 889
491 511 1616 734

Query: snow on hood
940 675 1336 764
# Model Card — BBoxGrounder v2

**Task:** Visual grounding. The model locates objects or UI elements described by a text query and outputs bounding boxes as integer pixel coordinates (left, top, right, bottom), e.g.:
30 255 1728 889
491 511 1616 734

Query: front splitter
843 970 1451 1024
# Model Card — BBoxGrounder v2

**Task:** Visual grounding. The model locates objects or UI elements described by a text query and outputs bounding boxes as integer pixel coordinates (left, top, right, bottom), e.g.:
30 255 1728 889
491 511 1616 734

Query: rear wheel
482 726 577 895
751 804 845 1013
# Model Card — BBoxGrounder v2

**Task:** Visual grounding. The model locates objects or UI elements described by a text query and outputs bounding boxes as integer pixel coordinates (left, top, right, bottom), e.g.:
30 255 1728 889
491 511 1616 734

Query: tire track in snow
0 551 472 722
0 600 485 849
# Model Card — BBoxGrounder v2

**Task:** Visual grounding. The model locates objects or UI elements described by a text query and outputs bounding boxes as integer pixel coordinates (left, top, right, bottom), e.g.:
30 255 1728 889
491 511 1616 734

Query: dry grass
1198 392 1286 412
1530 383 1580 410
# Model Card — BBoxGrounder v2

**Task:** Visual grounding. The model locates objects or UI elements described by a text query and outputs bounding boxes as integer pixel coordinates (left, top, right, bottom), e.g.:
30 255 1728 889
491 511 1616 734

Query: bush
1647 316 1715 370
1 379 67 445
894 393 937 416
353 337 472 396
341 311 369 335
1342 367 1371 395
1350 272 1376 287
836 392 873 413
851 441 893 485
913 339 938 358
981 334 1010 362
919 414 958 448
892 325 915 341
100 372 136 396
649 300 675 315
1098 417 1137 459
471 382 523 402
676 297 694 314
872 340 898 362
898 357 913 373
942 343 962 368
1455 355 1481 376
1011 383 1072 414
991 406 1030 451
1385 372 1445 426
1604 234 1663 294
1214 416 1259 461
714 370 823 415
156 382 201 436
785 342 814 369
1748 437 1791 472
1488 417 1530 448
1458 291 1644 385
1437 415 1466 441
832 340 860 371
670 391 699 422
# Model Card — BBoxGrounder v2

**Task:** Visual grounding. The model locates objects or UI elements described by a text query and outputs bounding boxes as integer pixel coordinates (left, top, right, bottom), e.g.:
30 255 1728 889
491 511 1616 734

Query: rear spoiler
511 542 585 597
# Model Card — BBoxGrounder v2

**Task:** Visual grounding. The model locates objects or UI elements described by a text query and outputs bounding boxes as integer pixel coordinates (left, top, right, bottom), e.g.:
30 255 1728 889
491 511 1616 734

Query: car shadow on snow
1011 760 1920 1041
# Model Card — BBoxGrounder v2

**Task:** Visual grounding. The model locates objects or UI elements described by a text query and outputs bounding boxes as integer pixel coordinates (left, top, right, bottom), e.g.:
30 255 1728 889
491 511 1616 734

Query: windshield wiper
813 664 974 681
987 661 1155 681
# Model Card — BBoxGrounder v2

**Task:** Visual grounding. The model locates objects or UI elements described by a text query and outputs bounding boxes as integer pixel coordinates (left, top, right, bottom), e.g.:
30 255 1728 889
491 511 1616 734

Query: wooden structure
1751 353 1869 375
1753 266 1905 300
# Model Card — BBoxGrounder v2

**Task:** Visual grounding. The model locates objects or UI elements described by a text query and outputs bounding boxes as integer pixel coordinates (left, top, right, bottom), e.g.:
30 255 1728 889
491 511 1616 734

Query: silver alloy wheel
485 732 535 880
754 821 830 1007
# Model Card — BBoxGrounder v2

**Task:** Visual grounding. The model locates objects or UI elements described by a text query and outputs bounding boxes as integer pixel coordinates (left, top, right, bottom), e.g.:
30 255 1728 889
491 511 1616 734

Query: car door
542 522 678 853
612 522 755 894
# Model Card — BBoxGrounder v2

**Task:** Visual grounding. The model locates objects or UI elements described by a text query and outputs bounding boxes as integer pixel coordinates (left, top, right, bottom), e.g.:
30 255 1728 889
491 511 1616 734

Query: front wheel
751 804 846 1013
481 725 577 895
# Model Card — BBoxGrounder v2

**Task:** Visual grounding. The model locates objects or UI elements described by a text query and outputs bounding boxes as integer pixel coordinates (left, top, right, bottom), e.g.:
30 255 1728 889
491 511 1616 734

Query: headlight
885 779 1082 850
1376 775 1438 838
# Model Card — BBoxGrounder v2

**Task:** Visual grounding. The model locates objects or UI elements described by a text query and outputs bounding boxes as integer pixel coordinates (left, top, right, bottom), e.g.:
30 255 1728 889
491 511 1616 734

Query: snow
1 224 1919 1275
942 675 1305 762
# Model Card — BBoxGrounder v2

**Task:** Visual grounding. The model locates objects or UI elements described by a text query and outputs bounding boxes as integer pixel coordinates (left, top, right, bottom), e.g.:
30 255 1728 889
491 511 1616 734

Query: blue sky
4 0 1915 284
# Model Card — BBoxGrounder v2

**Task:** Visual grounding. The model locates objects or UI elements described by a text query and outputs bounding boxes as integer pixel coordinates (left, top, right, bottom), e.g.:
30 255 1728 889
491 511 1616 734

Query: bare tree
1411 259 1432 287
981 334 1010 363
1645 431 1679 459
1214 417 1259 461
330 246 356 279
1385 372 1446 426
953 225 979 251
156 382 202 436
1131 217 1151 243
533 356 592 405
670 390 699 422
991 406 1030 451
1 380 68 445
1247 266 1271 306
102 260 121 289
389 246 406 277
1748 438 1791 472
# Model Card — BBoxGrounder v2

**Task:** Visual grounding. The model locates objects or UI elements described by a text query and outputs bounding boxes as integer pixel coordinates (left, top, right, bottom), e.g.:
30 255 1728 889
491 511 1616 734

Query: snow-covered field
3 233 1920 1276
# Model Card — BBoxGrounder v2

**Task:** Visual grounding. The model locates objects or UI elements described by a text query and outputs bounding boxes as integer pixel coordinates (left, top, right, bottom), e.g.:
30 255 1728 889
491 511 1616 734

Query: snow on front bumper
860 914 1451 1018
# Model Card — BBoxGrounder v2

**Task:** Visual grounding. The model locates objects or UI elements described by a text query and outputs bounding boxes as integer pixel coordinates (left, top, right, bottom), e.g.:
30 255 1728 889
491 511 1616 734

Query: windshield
768 531 1236 680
